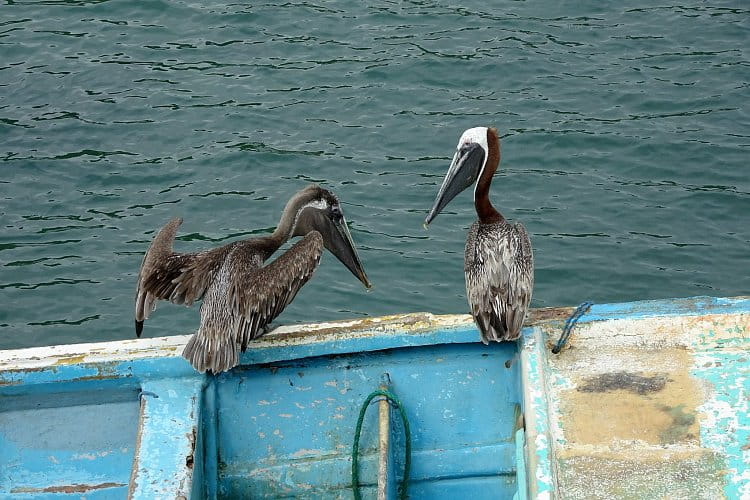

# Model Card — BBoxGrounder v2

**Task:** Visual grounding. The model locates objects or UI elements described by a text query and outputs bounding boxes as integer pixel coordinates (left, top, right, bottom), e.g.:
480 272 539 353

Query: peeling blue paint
514 428 528 500
691 350 750 499
2 296 748 498
583 296 750 323
0 384 139 498
129 377 204 499
1 317 521 499
519 327 555 499
213 343 520 498
521 295 750 499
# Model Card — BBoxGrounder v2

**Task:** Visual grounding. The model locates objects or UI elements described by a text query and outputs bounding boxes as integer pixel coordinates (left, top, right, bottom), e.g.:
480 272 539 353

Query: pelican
424 127 534 343
135 184 371 373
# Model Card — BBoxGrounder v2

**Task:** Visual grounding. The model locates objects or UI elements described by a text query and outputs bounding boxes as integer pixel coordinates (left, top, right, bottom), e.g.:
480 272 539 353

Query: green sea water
1 1 748 350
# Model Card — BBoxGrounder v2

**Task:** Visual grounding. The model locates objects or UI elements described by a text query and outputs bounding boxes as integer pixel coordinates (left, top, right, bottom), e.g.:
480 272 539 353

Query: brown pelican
424 127 534 343
135 184 371 373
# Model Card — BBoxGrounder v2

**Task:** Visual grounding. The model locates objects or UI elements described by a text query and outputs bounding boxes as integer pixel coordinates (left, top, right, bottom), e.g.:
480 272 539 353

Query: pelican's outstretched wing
181 232 323 373
134 217 227 336
465 221 534 343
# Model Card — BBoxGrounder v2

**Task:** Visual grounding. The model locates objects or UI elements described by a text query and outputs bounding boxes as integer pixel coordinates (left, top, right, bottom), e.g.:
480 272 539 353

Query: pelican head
424 127 490 226
290 185 371 288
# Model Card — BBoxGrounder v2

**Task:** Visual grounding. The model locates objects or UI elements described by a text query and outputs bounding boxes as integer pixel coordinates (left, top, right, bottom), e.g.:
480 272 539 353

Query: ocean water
1 1 748 350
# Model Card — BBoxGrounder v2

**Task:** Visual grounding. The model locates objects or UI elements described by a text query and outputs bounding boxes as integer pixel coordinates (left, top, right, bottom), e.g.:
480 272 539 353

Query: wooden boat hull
1 296 748 498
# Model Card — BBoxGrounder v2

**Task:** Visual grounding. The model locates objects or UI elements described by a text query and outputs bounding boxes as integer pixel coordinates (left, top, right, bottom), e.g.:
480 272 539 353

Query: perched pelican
424 127 534 343
135 184 371 373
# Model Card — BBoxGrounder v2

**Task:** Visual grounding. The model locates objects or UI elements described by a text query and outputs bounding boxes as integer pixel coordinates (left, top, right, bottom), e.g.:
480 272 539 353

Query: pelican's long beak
424 142 486 226
322 216 372 289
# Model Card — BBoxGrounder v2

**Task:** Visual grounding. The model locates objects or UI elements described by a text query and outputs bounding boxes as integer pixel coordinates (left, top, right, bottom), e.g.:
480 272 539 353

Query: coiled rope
552 301 593 354
351 389 411 500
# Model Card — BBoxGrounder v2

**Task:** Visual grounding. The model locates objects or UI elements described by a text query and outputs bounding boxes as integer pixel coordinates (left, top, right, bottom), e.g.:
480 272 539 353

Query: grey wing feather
134 217 226 336
229 231 324 351
465 222 534 343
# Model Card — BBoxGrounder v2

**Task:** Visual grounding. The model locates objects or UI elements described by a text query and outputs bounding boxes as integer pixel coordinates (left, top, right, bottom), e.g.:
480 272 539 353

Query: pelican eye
330 205 343 221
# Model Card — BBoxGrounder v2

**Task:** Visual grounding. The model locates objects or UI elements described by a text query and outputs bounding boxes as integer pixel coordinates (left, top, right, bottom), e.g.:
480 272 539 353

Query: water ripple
1 278 99 290
28 315 100 326
4 256 81 267
1 0 748 349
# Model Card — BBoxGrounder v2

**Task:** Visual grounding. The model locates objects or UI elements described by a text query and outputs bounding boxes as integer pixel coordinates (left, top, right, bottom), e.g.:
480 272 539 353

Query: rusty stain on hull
11 482 125 494
53 354 87 366
186 427 196 469
527 306 577 325
265 312 456 344
577 372 668 395
554 344 705 447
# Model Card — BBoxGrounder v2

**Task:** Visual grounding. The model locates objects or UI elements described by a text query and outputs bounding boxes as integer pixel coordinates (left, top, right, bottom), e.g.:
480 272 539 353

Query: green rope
351 389 411 500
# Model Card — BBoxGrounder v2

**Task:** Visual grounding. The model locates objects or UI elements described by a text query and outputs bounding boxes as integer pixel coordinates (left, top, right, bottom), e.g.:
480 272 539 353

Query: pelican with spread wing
135 184 371 373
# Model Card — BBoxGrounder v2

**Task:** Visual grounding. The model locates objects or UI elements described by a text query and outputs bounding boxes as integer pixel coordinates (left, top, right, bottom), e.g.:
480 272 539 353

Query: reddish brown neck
474 128 504 224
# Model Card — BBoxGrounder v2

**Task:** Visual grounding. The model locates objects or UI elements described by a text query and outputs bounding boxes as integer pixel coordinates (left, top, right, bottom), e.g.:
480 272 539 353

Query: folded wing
466 222 534 343
230 231 324 351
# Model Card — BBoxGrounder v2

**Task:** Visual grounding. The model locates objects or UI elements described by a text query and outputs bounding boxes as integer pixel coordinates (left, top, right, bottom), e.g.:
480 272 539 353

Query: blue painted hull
1 296 748 498
1 312 521 499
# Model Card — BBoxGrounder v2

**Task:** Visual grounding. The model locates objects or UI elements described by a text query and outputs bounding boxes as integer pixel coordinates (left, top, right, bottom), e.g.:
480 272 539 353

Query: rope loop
351 389 411 500
552 301 593 354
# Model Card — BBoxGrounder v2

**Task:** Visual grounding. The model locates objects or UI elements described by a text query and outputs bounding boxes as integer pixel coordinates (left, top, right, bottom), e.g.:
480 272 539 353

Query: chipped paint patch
11 482 126 494
557 451 725 499
521 297 750 499
53 354 87 366
560 349 703 447
692 349 750 499
520 326 556 498
290 448 324 459
128 378 203 499
72 451 111 460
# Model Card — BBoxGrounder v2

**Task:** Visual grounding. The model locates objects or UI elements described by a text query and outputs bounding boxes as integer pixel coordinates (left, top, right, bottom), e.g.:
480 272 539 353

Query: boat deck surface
521 296 750 499
1 296 748 498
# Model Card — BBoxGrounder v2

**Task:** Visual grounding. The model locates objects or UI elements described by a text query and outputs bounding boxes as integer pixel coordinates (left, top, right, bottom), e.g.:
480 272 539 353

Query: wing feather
465 221 534 343
229 231 324 352
134 217 227 336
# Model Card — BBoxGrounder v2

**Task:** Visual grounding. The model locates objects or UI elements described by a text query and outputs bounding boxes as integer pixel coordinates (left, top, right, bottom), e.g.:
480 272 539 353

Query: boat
1 295 748 499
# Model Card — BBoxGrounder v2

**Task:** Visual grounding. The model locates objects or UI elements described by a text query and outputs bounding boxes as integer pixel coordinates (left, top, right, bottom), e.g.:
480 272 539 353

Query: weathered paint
519 326 555 500
212 342 520 498
2 296 748 499
1 312 521 499
520 296 750 499
0 382 139 499
691 342 750 499
128 377 204 499
514 428 528 500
